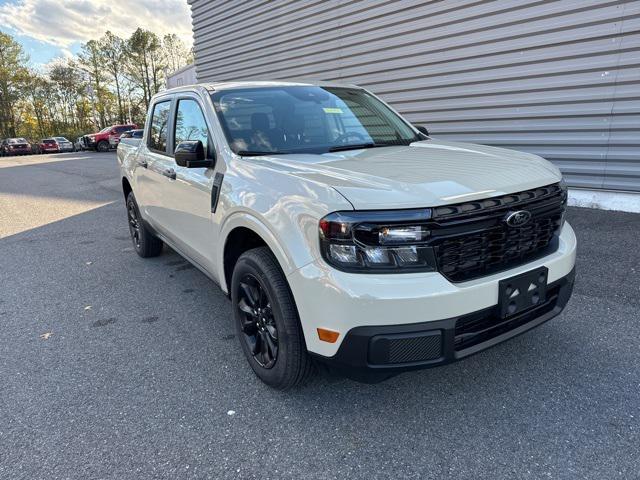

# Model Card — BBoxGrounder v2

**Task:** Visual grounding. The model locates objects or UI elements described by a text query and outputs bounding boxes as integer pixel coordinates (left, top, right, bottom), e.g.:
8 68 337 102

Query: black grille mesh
387 335 442 364
431 183 566 282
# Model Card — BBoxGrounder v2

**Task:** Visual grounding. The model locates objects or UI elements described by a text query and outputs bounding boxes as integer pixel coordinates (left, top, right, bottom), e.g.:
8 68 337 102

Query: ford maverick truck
118 81 576 389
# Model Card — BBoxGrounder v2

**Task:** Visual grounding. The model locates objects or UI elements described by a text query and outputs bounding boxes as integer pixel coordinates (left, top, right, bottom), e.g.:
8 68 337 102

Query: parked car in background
120 82 576 389
39 138 60 153
1 138 32 156
116 129 144 165
53 137 74 152
82 124 137 152
74 137 85 151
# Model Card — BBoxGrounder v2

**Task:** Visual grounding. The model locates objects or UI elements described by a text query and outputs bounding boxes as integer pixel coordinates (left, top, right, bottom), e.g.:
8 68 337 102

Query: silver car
54 137 75 152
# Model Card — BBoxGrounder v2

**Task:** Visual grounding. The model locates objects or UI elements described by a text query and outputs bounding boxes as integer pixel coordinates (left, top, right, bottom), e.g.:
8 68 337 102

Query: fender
217 210 300 293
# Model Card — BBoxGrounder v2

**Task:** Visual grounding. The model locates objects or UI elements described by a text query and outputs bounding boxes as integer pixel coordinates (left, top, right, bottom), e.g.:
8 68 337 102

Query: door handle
137 159 148 168
161 168 176 180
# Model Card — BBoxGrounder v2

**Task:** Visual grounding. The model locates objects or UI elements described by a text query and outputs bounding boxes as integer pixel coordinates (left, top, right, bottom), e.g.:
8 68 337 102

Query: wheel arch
122 176 132 202
218 213 297 295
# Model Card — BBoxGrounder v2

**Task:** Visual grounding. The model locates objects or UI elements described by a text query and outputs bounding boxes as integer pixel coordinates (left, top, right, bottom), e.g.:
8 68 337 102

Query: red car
39 138 60 153
82 124 137 152
1 138 32 156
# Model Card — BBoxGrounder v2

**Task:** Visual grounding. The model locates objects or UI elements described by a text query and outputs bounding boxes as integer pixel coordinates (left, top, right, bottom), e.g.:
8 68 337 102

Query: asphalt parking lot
1 151 639 479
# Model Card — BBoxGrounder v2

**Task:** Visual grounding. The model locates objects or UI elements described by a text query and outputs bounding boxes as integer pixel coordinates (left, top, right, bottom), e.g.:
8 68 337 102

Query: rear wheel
97 140 109 152
126 192 163 257
231 247 314 389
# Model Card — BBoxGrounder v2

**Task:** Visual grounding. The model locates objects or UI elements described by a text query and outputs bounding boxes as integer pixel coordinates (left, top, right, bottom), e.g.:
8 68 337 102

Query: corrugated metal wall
189 0 640 192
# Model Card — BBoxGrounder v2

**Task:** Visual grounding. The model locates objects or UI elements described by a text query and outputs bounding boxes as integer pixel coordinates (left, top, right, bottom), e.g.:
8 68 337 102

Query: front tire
96 141 109 152
231 247 314 389
126 192 163 257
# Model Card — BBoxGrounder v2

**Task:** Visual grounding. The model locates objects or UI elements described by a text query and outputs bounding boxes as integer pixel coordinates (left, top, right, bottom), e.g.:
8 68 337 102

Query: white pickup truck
118 81 576 389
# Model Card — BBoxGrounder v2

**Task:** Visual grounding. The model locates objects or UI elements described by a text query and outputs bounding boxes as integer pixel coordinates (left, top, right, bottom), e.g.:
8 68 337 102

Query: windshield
211 86 422 155
99 127 112 133
54 137 67 141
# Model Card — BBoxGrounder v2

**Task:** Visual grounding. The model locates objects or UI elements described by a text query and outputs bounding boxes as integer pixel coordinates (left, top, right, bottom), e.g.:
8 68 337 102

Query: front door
153 95 218 271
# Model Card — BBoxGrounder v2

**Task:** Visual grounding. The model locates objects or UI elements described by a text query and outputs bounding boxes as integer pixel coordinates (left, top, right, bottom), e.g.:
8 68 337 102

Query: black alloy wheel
127 197 141 249
236 274 278 368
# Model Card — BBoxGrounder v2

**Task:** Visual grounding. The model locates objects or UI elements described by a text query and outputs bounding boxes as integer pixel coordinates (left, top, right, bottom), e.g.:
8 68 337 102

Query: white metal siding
166 64 197 89
189 0 640 191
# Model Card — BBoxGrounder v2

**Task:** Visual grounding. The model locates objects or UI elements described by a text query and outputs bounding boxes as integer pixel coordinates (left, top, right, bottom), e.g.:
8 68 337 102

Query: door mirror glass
414 125 429 137
175 140 213 168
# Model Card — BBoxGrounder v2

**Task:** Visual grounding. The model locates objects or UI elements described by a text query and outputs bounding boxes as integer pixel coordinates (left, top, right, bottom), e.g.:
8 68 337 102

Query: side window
148 101 171 152
174 99 209 154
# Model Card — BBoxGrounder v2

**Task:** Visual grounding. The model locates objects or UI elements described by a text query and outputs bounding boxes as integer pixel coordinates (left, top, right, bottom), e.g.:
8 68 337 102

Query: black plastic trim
211 173 224 213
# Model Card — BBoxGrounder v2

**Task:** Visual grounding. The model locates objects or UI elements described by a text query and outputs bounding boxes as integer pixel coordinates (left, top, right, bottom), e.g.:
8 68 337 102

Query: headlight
319 209 436 273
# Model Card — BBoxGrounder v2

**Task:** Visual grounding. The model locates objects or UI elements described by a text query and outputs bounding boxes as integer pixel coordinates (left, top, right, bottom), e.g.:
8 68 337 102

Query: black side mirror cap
414 125 429 137
175 140 214 168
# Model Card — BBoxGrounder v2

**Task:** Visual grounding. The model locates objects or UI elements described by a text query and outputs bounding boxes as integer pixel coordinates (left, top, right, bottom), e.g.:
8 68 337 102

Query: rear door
133 98 174 229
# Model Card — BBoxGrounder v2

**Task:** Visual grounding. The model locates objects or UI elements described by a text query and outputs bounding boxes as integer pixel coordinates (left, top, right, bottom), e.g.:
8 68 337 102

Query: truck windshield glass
211 86 422 155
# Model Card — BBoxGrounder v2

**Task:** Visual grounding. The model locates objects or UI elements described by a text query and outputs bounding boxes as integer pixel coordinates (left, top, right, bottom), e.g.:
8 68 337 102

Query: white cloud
60 48 74 59
0 0 193 48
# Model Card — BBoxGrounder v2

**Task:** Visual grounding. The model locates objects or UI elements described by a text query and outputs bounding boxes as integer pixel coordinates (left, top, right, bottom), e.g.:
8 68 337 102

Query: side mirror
175 140 214 168
414 125 429 137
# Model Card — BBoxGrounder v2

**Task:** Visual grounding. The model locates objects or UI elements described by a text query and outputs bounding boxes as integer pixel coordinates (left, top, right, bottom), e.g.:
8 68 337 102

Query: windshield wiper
236 150 284 156
328 143 389 152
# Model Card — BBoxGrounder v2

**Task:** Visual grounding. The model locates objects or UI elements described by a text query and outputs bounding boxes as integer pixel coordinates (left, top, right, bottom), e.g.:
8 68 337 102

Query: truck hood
244 139 562 209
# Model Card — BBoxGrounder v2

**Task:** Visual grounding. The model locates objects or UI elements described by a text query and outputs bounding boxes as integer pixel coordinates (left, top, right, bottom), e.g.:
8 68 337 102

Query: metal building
188 0 640 195
166 63 197 89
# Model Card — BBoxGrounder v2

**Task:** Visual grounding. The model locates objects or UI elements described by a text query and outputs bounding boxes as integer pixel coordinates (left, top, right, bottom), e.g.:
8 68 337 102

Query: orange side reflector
317 328 340 343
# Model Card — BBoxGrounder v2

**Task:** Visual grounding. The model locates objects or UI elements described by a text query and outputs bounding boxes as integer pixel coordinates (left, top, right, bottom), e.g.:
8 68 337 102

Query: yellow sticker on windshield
323 107 343 114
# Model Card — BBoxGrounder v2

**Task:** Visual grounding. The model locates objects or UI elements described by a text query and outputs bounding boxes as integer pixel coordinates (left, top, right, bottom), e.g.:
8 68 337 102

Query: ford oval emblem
505 210 532 227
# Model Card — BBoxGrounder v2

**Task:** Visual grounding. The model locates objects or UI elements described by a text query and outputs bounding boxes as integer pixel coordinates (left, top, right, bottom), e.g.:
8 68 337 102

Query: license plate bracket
498 267 548 318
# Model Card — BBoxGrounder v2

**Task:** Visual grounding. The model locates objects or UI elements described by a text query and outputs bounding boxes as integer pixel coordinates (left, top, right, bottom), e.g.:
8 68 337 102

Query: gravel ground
1 152 639 479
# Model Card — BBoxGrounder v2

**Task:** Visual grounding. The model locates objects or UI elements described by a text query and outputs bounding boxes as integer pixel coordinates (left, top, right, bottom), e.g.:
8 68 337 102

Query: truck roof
160 80 362 96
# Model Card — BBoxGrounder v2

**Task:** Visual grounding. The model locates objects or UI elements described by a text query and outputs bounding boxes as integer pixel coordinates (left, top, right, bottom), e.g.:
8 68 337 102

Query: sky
0 0 193 67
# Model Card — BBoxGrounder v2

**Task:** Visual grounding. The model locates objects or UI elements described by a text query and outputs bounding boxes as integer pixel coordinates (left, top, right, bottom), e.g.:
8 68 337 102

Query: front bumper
312 268 574 382
288 222 577 380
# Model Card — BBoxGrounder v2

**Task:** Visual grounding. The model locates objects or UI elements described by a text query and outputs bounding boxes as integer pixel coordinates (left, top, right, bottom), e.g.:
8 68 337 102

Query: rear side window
174 99 209 154
148 101 171 152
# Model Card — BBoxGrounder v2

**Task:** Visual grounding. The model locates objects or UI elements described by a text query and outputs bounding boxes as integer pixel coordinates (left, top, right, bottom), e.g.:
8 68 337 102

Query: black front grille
454 283 561 351
430 183 566 282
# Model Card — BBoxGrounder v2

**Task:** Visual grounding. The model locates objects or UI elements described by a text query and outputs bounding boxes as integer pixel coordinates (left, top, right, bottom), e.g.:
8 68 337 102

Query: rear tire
126 192 163 258
231 247 314 389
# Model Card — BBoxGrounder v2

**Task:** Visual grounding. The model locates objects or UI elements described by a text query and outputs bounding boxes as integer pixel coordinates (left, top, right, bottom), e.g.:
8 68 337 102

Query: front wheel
126 192 163 257
231 247 314 389
96 141 109 152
